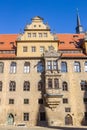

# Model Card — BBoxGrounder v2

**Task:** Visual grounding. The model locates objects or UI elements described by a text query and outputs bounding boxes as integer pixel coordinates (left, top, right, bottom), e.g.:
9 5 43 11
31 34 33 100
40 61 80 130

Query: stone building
0 14 87 127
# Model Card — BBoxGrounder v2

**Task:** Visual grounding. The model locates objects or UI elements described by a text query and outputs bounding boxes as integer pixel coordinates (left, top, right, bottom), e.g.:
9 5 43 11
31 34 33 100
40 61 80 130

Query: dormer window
0 42 4 44
60 41 64 44
73 35 78 38
69 42 74 44
10 42 14 44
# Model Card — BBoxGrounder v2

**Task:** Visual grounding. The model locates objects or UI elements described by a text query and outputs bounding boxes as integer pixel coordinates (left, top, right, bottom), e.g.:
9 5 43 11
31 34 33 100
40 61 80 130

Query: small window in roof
69 42 74 44
73 35 78 38
0 42 4 44
60 41 65 44
10 42 14 44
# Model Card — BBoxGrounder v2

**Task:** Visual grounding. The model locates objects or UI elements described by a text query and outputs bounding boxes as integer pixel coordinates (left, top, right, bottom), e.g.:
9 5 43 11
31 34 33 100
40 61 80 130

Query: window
24 99 29 104
39 33 42 37
74 61 81 72
28 33 31 37
40 112 46 121
40 46 44 52
31 46 36 52
84 61 87 72
44 33 47 37
23 81 30 91
37 62 44 73
9 81 16 91
24 62 30 73
23 46 28 52
38 98 43 104
38 81 43 91
0 62 4 73
80 80 87 91
60 41 65 44
84 98 87 104
33 33 36 37
61 62 67 72
62 81 68 91
9 99 14 104
23 113 29 121
54 78 59 89
48 78 52 89
53 61 58 70
0 81 2 91
47 61 52 70
10 62 16 73
65 107 71 112
63 98 68 104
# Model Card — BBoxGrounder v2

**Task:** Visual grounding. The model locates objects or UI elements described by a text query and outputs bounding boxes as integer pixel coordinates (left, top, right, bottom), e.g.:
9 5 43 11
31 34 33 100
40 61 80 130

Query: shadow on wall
81 84 87 126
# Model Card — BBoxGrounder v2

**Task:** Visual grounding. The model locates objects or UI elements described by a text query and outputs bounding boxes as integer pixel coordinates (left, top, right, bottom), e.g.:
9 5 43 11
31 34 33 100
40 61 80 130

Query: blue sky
0 0 87 34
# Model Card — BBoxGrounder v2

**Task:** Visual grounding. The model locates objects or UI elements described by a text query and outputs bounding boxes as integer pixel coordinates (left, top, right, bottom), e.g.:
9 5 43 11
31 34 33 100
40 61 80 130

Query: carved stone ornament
44 45 62 58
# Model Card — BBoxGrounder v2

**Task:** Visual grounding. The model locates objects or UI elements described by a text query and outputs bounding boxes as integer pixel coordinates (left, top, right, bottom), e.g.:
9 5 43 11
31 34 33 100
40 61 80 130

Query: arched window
38 81 43 91
0 81 2 91
37 61 44 73
80 80 87 91
65 114 73 125
54 78 59 89
48 78 52 89
61 62 67 72
24 62 30 73
0 62 4 73
9 81 16 91
74 61 81 72
23 81 30 91
10 62 16 73
84 61 87 72
62 81 68 91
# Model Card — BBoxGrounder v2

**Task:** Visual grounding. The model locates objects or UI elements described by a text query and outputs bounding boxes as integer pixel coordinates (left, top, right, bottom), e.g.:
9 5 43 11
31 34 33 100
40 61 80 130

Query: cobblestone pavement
0 126 87 130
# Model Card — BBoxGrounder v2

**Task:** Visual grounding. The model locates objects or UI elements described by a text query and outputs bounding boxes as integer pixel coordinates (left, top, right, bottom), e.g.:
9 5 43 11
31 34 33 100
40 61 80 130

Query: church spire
76 9 84 34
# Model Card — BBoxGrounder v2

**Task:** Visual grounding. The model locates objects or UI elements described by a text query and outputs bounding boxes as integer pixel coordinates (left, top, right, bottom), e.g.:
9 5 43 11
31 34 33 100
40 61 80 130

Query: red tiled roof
0 33 86 58
57 34 84 50
0 34 18 50
62 53 86 57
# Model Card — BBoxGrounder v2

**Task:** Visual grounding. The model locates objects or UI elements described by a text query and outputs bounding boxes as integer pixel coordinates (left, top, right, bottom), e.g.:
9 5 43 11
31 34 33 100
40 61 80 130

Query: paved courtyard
0 126 87 130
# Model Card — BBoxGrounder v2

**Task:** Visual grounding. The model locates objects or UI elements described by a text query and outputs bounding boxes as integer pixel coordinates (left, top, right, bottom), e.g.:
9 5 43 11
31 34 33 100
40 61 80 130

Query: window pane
53 61 57 70
48 79 52 89
0 81 2 91
24 62 30 73
61 62 67 72
0 62 4 73
47 61 52 70
74 62 80 72
37 62 44 73
10 62 16 73
84 61 87 72
23 81 30 91
62 82 68 91
54 78 59 89
24 113 29 121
